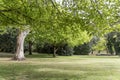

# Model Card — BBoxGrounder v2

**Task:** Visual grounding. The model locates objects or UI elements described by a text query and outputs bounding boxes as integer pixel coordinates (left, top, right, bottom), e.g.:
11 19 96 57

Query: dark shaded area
35 43 74 56
106 32 120 55
0 28 17 53
74 43 91 55
1 29 120 56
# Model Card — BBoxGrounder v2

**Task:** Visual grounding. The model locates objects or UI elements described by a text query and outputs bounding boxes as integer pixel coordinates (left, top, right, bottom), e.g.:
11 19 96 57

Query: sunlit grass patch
0 53 120 80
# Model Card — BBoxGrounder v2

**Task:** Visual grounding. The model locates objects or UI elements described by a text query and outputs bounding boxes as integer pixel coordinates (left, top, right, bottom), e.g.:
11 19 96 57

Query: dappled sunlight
0 53 120 80
36 68 85 75
0 0 120 79
0 76 5 80
0 55 120 80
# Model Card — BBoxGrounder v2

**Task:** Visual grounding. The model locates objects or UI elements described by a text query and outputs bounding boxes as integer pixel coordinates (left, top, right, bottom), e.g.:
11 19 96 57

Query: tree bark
13 29 30 60
29 41 32 55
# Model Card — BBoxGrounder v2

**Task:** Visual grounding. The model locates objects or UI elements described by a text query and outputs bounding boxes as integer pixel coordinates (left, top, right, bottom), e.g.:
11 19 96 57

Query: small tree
92 38 106 54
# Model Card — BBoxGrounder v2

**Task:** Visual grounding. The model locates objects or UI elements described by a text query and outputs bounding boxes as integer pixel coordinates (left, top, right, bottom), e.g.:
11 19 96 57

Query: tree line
0 0 120 60
1 29 120 56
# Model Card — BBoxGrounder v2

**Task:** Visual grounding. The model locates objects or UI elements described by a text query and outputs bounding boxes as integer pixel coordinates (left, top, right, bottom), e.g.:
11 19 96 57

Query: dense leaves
1 0 119 46
0 0 120 58
106 31 120 55
0 28 17 52
74 43 91 55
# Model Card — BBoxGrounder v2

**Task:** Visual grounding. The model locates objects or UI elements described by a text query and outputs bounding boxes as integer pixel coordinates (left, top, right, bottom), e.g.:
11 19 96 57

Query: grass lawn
0 53 120 80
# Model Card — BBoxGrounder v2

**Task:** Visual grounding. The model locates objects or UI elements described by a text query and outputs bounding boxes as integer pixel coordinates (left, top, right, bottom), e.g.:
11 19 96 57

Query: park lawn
0 53 120 80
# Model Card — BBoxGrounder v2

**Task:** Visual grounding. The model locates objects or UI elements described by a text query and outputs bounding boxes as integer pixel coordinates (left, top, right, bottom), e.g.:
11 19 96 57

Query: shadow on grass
0 52 119 59
0 52 13 58
25 53 54 58
0 52 54 58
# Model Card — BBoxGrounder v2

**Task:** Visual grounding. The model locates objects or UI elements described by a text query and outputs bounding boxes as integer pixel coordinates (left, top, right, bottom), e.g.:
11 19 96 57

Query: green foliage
1 0 119 47
57 44 74 56
73 36 99 55
0 28 17 52
0 0 120 56
92 38 106 51
74 43 91 55
35 43 44 53
106 31 120 55
35 42 74 56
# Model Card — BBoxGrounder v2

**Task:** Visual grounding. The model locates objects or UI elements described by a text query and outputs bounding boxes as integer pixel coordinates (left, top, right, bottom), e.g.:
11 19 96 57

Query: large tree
0 0 120 60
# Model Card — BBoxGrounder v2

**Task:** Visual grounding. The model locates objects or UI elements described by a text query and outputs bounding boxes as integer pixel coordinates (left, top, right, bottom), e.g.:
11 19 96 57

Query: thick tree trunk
29 41 32 55
13 29 30 60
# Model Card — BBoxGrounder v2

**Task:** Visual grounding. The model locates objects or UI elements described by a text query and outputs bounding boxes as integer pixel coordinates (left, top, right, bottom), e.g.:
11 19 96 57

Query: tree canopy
0 0 120 59
1 0 120 42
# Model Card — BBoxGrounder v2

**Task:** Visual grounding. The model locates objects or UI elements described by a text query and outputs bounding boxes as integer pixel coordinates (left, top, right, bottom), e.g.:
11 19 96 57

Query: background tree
106 31 120 55
0 28 17 53
92 37 106 54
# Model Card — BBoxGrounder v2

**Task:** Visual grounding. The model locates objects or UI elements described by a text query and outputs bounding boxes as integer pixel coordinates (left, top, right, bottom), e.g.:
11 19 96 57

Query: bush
35 43 53 54
35 43 74 56
0 28 17 53
106 31 120 55
57 44 74 56
74 43 91 55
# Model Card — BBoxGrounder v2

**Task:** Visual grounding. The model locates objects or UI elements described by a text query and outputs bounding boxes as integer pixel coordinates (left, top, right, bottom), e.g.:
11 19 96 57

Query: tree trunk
29 41 32 55
13 29 30 60
53 47 57 58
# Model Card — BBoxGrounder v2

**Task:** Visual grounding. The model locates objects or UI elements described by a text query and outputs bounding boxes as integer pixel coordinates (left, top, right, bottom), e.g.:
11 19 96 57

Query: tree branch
0 12 25 25
0 8 34 21
50 0 61 14
90 0 103 18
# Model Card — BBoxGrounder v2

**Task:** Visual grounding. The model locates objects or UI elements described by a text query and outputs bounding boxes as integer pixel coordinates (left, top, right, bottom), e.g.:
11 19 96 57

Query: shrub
35 43 74 56
57 44 74 56
0 28 17 53
74 43 91 55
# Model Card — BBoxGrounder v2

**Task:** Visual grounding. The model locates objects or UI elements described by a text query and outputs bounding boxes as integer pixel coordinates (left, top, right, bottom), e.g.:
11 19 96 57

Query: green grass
0 53 120 80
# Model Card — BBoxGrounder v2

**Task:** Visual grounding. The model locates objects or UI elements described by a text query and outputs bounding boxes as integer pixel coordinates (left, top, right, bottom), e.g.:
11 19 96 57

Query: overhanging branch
50 0 61 14
0 12 25 25
0 8 34 22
